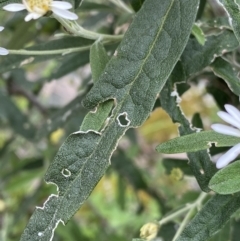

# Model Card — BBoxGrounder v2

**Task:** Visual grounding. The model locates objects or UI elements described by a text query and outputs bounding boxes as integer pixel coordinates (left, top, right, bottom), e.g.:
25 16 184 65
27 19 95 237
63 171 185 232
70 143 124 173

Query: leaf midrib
44 0 181 235
62 0 176 204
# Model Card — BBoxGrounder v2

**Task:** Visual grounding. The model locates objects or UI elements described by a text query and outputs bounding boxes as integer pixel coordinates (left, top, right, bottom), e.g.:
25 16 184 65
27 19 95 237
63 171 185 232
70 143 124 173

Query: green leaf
80 99 113 132
81 42 112 132
90 41 110 83
230 218 240 241
158 222 176 241
162 158 192 176
204 17 231 31
36 94 88 140
55 219 90 241
211 57 240 96
112 149 148 190
5 170 44 192
191 24 206 45
191 113 203 129
113 146 168 211
74 0 82 9
209 160 240 194
129 0 145 11
196 0 207 20
208 221 230 241
160 78 216 191
177 194 240 241
20 0 199 240
219 0 240 44
156 130 240 154
80 1 111 11
48 51 90 80
0 37 93 74
206 84 231 110
180 30 239 80
0 92 35 139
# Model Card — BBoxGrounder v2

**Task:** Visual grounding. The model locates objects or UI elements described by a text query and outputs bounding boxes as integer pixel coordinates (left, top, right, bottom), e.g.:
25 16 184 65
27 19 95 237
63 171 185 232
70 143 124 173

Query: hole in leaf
117 112 130 127
61 168 71 177
200 169 204 175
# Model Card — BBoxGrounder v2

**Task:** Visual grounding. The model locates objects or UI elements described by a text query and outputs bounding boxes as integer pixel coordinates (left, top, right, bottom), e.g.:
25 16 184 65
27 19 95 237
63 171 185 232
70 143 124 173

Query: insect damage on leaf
117 112 131 127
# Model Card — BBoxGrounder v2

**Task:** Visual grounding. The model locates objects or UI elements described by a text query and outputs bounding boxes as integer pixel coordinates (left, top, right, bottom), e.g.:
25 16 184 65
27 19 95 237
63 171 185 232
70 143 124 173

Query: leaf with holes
160 78 216 191
218 0 240 44
211 57 240 96
20 0 199 240
179 30 239 80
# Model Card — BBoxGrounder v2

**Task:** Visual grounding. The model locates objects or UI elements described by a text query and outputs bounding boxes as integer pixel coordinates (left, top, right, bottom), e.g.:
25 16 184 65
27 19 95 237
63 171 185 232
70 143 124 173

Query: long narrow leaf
177 194 240 241
20 0 199 240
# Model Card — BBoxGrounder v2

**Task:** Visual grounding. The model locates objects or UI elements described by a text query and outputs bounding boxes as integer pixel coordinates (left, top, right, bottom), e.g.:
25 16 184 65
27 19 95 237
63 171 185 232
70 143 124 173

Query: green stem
8 45 91 56
54 15 124 42
172 207 195 241
159 192 208 234
159 205 191 226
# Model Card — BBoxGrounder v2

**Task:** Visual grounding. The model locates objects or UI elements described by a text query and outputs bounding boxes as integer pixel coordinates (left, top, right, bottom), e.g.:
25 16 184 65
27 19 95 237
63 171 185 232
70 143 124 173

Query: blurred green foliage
1 0 240 241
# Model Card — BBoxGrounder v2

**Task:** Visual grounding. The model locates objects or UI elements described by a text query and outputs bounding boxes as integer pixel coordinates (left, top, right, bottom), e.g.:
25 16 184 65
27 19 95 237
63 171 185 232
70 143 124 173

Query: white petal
3 3 26 12
25 12 42 21
0 47 9 55
52 7 78 20
25 13 35 22
211 124 240 137
217 111 240 129
50 1 72 9
32 12 43 19
225 104 240 123
216 143 240 168
0 26 4 32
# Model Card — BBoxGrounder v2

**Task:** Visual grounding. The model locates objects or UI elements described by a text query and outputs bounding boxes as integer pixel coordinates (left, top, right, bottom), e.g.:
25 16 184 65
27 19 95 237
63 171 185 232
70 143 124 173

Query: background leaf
191 24 206 45
219 0 240 44
177 194 240 241
211 57 240 96
160 78 216 192
90 41 110 83
0 37 93 74
129 0 145 11
0 92 35 139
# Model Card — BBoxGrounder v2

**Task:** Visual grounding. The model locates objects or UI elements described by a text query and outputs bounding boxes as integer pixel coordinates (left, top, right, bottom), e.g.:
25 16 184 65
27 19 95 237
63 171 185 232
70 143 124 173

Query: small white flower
3 0 78 22
211 104 240 169
0 27 9 56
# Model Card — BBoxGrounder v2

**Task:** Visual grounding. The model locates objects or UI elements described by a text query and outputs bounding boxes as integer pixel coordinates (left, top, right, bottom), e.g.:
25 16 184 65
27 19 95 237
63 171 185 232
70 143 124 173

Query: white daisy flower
3 0 78 22
0 26 9 55
211 104 240 169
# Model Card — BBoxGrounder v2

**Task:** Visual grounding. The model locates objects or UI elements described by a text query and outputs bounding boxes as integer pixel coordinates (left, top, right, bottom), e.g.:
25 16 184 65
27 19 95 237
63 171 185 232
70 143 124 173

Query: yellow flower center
23 0 52 14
